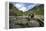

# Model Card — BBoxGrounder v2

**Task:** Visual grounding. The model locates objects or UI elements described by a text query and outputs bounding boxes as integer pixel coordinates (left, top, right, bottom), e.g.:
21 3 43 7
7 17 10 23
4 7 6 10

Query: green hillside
9 3 44 16
28 4 44 15
9 3 23 16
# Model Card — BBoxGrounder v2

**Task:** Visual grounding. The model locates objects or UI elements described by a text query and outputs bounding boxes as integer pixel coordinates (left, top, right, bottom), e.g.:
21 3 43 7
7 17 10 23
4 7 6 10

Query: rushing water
9 16 44 28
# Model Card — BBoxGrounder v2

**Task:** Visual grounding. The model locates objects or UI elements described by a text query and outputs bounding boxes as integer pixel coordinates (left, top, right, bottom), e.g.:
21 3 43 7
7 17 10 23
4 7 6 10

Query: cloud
19 7 27 12
14 3 24 8
14 3 38 12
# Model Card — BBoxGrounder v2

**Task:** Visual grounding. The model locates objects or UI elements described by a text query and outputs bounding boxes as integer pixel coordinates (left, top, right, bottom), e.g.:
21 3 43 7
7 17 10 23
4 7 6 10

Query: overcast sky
12 3 40 12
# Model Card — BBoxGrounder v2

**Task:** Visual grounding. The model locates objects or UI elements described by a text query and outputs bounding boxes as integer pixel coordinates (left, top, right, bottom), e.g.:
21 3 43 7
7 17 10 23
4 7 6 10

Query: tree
9 3 13 9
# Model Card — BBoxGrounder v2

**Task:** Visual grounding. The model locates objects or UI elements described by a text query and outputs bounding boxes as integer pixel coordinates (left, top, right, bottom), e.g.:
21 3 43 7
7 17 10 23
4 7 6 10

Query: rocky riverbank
9 16 44 29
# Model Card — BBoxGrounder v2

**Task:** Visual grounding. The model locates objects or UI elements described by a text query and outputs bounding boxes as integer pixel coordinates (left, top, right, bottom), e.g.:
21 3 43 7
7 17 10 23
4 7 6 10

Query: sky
13 3 39 12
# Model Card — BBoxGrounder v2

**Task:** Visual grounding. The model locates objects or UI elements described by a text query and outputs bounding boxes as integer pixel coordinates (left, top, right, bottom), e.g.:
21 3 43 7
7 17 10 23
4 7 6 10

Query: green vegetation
9 3 44 16
9 3 44 28
28 4 44 15
9 3 23 16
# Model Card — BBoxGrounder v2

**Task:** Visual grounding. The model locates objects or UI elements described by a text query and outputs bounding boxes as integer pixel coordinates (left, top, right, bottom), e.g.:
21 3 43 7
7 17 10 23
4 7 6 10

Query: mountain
9 3 23 16
9 3 44 16
28 4 44 15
